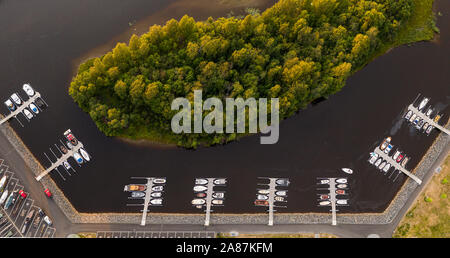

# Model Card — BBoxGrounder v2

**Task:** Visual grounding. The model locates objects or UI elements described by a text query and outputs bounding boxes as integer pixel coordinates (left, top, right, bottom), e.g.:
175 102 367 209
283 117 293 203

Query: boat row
191 198 224 206
123 179 165 193
3 84 47 120
404 97 442 135
318 178 348 189
319 199 348 206
194 178 226 186
59 130 91 166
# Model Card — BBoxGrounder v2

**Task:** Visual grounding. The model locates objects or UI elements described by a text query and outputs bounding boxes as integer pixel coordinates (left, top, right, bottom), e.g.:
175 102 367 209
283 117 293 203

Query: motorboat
152 185 163 192
319 194 329 200
29 103 39 114
131 191 145 198
396 154 404 163
404 110 413 120
336 199 348 205
254 200 269 206
392 150 401 160
422 122 429 131
416 119 425 129
276 191 287 196
73 152 83 164
434 114 441 123
4 99 16 112
63 161 71 170
59 145 68 154
341 168 353 174
79 148 90 162
0 190 8 205
274 196 285 202
258 189 270 195
35 97 46 109
426 108 433 117
401 157 410 167
336 189 346 195
151 192 162 198
374 158 382 167
213 178 227 185
413 117 420 125
369 153 378 164
212 192 225 199
257 194 268 200
66 141 73 150
336 184 347 189
195 205 203 209
10 93 22 106
384 144 393 154
195 178 208 185
335 178 347 184
150 199 162 205
212 199 224 205
196 192 206 198
64 129 79 146
191 199 205 205
23 108 33 119
124 184 146 192
426 125 434 135
319 201 330 206
320 179 329 184
379 137 391 150
409 113 417 123
418 97 429 111
0 176 7 192
276 178 290 186
383 163 391 173
193 185 207 192
378 161 387 170
22 84 35 97
153 178 166 184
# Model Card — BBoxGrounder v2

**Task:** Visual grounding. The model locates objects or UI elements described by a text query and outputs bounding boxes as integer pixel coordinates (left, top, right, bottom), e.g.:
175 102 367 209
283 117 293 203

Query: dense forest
69 0 434 148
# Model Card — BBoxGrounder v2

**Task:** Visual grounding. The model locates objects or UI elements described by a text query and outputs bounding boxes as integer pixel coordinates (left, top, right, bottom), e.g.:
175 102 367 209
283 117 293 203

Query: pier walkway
0 92 41 125
407 104 449 136
373 148 422 185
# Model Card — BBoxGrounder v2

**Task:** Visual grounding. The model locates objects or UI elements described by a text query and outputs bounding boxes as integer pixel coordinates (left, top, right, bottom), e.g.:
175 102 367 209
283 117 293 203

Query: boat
336 199 348 205
336 184 347 189
213 178 227 185
59 145 68 154
434 114 441 123
29 103 39 114
63 161 71 170
79 148 90 162
374 158 382 167
257 194 268 200
196 192 206 198
426 108 433 117
4 99 16 112
320 179 329 184
0 190 8 205
150 199 162 205
379 137 391 150
416 119 425 129
404 110 413 120
320 194 329 200
153 178 166 184
418 97 429 111
384 144 393 154
396 154 404 163
64 129 79 146
212 192 225 199
11 93 22 106
392 150 401 160
369 153 378 164
193 185 207 192
413 117 420 125
335 189 345 195
23 108 33 119
35 97 46 110
378 161 387 170
409 113 417 123
191 199 205 205
195 178 207 185
66 141 73 150
151 192 162 198
274 196 285 202
276 178 290 186
123 184 146 192
23 84 35 97
422 122 429 131
254 200 269 206
258 189 270 195
426 125 434 135
335 178 347 184
152 186 163 192
131 192 145 198
276 191 287 196
341 168 353 174
212 199 224 205
401 157 410 167
383 163 391 173
73 152 83 164
0 176 7 192
195 205 203 209
319 201 331 206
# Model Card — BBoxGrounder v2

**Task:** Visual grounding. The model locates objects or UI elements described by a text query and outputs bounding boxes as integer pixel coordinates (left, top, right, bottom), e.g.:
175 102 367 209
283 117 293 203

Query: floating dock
373 147 422 185
0 92 42 126
407 104 449 136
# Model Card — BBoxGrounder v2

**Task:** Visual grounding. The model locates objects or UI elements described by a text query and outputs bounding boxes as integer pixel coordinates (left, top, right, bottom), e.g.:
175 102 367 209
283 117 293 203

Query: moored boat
212 199 224 205
73 152 83 164
383 163 391 173
196 193 206 198
258 189 270 195
426 108 433 117
276 178 290 186
404 110 413 120
191 199 206 205
195 178 208 185
320 179 329 184
59 145 68 154
213 178 226 185
396 153 404 163
152 185 163 192
380 137 391 150
150 199 162 205
392 150 401 160
151 192 162 198
257 194 268 200
336 184 347 189
384 144 393 154
336 199 348 205
369 153 378 164
341 168 353 174
23 108 33 119
374 158 382 167
335 178 347 184
0 176 7 192
274 196 285 202
153 178 166 184
212 192 225 199
401 157 410 167
319 201 330 206
434 114 441 123
409 113 417 123
276 191 287 196
131 191 145 198
319 194 329 200
426 125 434 135
335 189 345 195
63 161 71 170
418 97 429 111
193 185 207 192
0 190 8 205
422 122 429 131
378 161 387 170
124 184 146 192
254 200 269 206
79 148 90 162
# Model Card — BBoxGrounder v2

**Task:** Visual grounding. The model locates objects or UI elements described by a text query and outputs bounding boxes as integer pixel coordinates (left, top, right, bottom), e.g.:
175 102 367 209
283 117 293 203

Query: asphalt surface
0 122 448 238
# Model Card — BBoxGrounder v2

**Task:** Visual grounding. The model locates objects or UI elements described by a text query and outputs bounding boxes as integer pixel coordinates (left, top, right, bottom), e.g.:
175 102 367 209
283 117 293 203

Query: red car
44 188 52 198
18 190 27 198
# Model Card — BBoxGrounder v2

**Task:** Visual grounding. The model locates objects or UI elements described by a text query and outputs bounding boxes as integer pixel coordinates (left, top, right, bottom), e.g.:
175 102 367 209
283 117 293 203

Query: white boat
256 194 268 200
212 192 225 199
79 148 90 162
276 179 290 186
404 110 413 120
426 108 433 117
23 84 35 97
193 185 207 192
213 178 227 185
212 199 224 205
383 163 391 173
73 152 83 164
29 103 39 114
276 191 287 196
195 178 208 185
152 186 163 192
319 201 330 206
0 190 8 205
418 97 429 111
426 125 434 135
150 199 162 205
191 199 205 205
378 161 387 170
153 178 166 184
11 93 22 106
0 176 7 191
380 137 391 150
413 117 420 125
23 108 33 119
63 161 71 170
131 192 145 198
409 113 417 123
336 199 348 205
336 184 347 189
320 179 329 184
150 192 162 198
258 189 270 195
341 168 353 174
422 122 429 131
384 144 393 154
335 178 347 184
392 150 401 160
274 196 285 202
369 153 378 164
374 158 382 167
416 119 424 129
66 141 73 150
4 99 16 112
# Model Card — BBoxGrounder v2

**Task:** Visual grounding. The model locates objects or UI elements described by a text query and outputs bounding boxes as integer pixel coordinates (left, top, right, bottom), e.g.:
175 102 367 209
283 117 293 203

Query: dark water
0 0 448 214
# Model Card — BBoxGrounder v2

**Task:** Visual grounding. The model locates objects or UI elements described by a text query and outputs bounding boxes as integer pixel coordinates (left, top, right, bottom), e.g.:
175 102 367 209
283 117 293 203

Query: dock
204 178 214 226
35 141 84 181
0 92 42 126
407 104 449 136
373 147 422 185
140 178 154 226
329 178 337 226
256 177 288 226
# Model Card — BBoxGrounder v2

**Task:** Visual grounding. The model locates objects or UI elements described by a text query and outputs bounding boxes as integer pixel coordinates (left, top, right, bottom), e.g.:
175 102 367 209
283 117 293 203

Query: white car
4 99 16 111
11 93 22 106
22 84 35 97
23 108 33 119
43 216 52 225
29 103 39 114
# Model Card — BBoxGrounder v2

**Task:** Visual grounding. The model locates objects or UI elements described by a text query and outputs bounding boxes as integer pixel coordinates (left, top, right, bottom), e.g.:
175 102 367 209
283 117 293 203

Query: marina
255 177 289 226
317 177 349 226
191 178 226 226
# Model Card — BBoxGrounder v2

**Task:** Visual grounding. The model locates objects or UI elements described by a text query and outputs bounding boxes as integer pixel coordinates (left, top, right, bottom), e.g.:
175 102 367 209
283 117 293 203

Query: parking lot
96 231 216 238
0 159 55 238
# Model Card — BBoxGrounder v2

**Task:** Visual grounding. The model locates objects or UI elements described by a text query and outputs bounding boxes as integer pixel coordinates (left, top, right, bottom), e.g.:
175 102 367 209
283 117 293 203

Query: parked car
43 216 52 226
44 188 52 198
18 190 27 199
